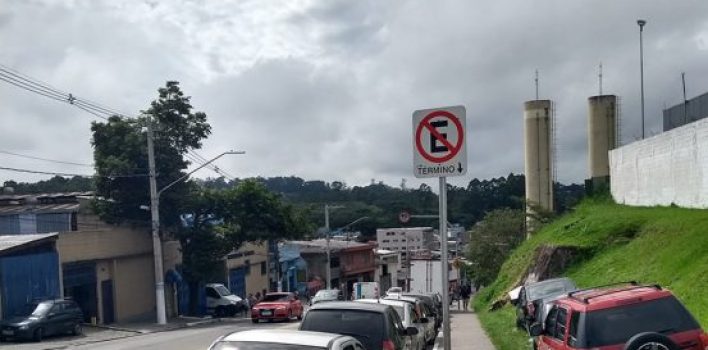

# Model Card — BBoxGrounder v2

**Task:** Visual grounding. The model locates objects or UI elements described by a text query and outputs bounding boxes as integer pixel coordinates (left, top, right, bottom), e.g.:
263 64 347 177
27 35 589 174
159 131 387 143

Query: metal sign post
439 176 451 350
412 105 466 350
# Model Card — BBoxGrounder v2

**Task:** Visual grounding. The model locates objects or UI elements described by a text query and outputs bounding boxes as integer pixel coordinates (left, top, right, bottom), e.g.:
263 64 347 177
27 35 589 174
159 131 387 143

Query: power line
0 64 234 180
0 150 93 167
187 150 233 179
0 166 93 178
0 165 149 179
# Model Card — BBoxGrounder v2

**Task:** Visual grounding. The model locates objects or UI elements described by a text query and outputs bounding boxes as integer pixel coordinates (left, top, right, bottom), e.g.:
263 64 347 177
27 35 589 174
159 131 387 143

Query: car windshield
528 280 575 300
262 294 290 302
22 302 52 317
215 285 232 297
583 297 700 347
211 342 326 350
301 309 384 350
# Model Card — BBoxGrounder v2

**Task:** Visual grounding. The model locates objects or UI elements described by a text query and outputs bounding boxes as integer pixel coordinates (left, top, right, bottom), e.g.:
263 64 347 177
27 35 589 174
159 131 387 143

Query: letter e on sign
412 106 467 178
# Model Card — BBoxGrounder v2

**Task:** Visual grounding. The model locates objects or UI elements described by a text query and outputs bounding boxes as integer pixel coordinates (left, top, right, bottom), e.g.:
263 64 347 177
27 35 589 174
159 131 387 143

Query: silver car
356 299 427 350
208 329 364 350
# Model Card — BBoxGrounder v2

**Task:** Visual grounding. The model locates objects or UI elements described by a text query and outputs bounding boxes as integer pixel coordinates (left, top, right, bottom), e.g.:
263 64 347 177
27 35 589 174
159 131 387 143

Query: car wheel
33 328 43 342
72 323 82 336
214 306 225 318
227 305 237 317
623 332 679 350
251 318 258 324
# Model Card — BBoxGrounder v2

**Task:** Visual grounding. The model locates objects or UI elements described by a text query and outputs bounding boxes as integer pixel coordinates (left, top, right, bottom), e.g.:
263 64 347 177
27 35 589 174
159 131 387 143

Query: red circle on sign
415 110 464 163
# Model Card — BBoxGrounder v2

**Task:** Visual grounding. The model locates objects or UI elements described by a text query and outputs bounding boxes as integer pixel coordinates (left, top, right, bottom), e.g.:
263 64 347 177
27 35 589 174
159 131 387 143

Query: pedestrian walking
461 284 471 312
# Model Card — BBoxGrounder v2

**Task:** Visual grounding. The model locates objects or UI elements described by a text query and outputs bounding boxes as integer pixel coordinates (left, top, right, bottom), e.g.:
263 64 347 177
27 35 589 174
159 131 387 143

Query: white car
208 329 365 350
356 299 427 350
384 295 436 345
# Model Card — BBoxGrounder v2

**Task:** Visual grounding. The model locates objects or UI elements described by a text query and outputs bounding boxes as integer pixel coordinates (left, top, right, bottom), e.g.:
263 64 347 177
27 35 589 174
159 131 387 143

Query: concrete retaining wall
609 118 708 208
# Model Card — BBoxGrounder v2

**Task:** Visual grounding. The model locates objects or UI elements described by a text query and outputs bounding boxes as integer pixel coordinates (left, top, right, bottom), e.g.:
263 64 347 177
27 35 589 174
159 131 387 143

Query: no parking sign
412 106 467 178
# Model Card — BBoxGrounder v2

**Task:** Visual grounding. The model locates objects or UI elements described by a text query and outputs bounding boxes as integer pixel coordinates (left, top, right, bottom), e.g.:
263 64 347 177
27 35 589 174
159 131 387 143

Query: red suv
530 283 708 350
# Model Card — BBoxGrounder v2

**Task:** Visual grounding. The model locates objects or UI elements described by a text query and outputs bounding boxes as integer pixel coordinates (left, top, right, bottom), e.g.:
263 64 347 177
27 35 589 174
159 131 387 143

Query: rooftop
286 239 374 253
0 191 91 216
0 232 58 255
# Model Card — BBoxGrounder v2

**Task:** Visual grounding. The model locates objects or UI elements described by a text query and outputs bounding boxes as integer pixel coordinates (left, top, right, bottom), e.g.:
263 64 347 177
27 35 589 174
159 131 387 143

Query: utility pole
147 115 243 325
147 117 167 325
324 204 346 290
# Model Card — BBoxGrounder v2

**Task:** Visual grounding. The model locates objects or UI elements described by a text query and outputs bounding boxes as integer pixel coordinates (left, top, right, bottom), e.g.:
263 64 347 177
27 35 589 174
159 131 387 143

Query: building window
244 260 251 275
261 261 267 275
382 239 390 243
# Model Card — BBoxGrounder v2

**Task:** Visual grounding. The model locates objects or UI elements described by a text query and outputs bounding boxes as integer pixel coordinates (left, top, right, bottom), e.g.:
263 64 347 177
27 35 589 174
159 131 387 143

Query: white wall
609 118 708 208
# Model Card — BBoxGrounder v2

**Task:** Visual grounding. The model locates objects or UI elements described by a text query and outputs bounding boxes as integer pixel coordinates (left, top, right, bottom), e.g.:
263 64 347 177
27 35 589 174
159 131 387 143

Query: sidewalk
90 315 252 334
435 305 495 350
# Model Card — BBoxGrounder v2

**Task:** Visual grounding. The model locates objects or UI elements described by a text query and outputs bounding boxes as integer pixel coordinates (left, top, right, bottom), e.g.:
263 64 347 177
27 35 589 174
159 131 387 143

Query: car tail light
699 332 708 350
383 339 396 350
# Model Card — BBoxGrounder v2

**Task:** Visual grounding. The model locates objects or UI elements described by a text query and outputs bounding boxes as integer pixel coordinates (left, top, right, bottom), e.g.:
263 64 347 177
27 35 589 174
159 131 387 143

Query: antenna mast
599 63 603 96
535 69 539 100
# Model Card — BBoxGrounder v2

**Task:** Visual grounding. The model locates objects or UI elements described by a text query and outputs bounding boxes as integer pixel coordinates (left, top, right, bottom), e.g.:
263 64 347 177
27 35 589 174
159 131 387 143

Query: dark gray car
0 299 83 342
300 301 418 350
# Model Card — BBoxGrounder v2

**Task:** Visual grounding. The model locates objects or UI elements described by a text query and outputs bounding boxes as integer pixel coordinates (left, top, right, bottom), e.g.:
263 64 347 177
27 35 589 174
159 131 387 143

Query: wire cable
0 150 93 167
0 166 149 179
0 64 234 180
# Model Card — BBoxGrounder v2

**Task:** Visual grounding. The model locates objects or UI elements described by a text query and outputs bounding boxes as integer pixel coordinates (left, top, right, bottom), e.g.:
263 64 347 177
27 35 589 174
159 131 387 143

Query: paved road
71 321 301 350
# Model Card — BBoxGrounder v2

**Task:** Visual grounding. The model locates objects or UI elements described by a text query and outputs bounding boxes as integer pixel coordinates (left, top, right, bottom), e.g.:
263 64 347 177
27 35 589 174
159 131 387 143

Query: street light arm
339 216 369 230
158 150 245 197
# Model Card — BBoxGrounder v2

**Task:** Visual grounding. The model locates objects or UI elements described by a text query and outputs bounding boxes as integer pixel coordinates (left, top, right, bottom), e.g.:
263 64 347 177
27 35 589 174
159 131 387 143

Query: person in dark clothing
460 284 472 311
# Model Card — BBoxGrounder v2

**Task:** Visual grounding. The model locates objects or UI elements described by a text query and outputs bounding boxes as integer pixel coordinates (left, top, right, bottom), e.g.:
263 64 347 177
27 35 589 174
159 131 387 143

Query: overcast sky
1 0 707 189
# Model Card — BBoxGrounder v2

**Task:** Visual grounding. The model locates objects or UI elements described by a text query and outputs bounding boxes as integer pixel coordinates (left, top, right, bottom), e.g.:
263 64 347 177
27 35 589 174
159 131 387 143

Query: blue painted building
0 233 61 320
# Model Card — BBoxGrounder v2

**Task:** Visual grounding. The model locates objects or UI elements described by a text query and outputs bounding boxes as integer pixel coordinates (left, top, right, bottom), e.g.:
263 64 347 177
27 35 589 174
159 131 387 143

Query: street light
147 117 244 325
638 19 647 139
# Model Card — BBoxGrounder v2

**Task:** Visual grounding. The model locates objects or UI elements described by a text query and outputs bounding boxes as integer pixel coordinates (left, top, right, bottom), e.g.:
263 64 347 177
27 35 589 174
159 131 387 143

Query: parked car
0 299 83 342
400 292 442 331
386 287 403 295
251 292 303 323
206 283 246 317
310 289 344 305
300 301 419 350
384 294 437 345
530 283 708 350
356 298 427 350
514 277 577 331
208 329 365 350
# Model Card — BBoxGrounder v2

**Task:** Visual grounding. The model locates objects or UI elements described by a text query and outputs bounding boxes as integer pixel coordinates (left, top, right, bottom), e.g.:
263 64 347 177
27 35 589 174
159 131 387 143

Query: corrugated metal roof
0 191 93 201
0 203 79 215
0 232 58 253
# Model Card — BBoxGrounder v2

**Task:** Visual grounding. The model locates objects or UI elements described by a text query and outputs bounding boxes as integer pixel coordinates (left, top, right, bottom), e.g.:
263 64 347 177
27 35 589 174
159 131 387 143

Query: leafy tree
2 176 94 194
466 208 525 288
178 180 311 313
91 81 211 227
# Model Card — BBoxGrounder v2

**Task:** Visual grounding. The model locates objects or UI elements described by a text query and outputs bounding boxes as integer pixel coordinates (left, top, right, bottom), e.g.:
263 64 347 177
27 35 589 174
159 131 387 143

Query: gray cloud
1 0 708 189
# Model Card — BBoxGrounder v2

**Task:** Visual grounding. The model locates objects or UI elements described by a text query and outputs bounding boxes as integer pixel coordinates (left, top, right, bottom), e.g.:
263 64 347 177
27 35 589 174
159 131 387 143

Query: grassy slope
473 199 708 350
